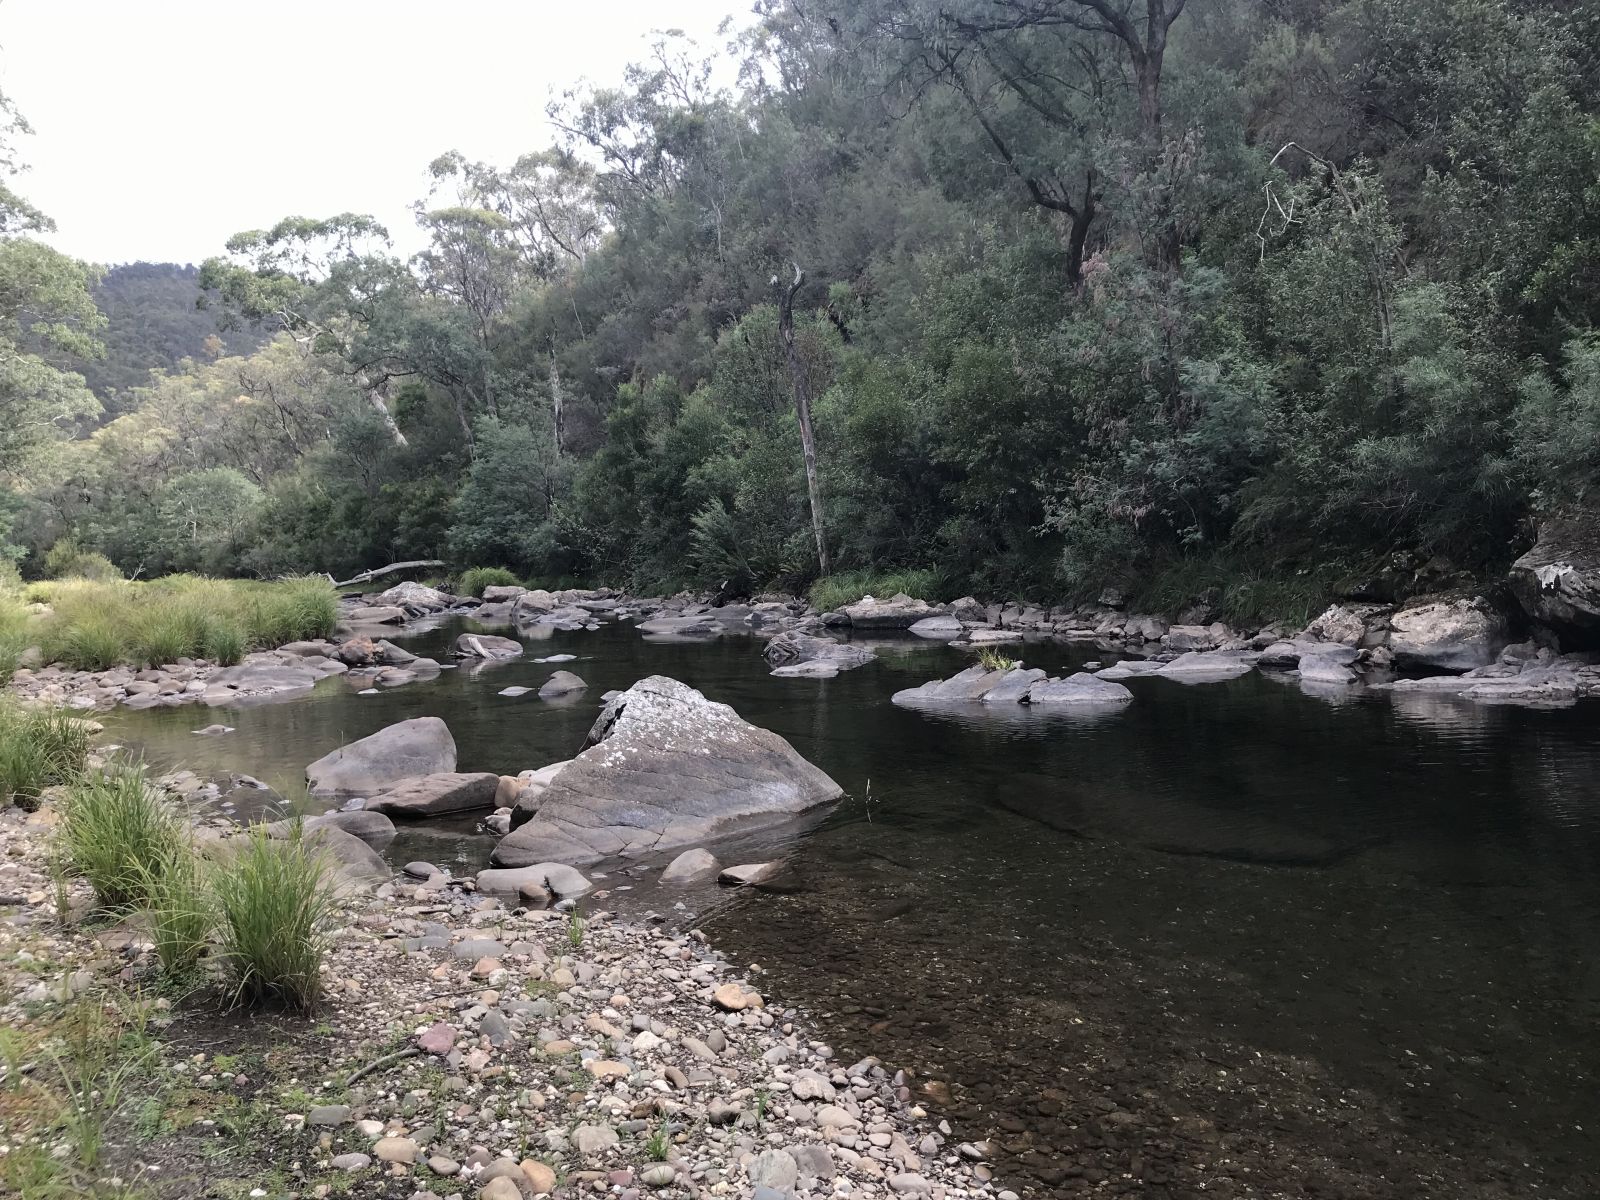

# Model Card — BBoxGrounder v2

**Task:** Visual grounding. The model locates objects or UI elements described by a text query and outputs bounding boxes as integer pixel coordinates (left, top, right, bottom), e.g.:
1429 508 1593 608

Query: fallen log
333 560 446 589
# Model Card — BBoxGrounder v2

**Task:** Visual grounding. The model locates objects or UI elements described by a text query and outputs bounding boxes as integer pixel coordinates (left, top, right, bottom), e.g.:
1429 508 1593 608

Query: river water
104 619 1600 1198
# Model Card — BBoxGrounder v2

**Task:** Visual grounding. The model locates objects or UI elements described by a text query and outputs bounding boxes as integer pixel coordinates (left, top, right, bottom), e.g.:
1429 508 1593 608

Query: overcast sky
1 0 739 266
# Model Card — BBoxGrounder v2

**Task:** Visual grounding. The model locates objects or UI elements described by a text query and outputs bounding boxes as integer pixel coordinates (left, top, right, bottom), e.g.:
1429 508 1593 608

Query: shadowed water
105 619 1600 1197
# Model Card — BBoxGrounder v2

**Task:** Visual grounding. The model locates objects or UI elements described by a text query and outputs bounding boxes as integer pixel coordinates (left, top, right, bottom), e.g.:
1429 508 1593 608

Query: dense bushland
6 1 1600 615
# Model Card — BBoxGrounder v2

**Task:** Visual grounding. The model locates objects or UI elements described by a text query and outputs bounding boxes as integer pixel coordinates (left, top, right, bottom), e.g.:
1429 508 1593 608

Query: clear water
104 619 1600 1196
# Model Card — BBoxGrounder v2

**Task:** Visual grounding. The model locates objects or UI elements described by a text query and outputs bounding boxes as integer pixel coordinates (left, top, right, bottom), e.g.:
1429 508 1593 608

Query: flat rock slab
306 717 457 797
490 676 842 867
366 771 501 817
720 861 779 886
203 662 324 707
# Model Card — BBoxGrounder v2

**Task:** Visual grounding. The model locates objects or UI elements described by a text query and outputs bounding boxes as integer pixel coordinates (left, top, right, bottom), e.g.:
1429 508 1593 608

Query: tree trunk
777 264 831 578
549 349 565 456
356 376 408 446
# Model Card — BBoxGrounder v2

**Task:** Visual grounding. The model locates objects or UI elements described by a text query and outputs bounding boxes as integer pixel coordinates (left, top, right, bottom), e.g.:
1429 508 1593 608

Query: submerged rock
490 676 842 866
202 661 324 707
474 862 592 899
895 665 1133 706
1156 650 1256 680
305 717 457 797
907 615 964 639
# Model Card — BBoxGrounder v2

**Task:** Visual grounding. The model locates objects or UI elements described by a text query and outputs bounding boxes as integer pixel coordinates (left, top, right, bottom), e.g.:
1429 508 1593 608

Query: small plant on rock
977 647 1019 672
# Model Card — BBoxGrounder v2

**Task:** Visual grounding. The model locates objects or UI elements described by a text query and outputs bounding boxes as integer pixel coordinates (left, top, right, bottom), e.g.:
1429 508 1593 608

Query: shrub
0 702 90 805
457 566 521 597
58 765 185 910
140 844 214 979
43 540 122 582
213 825 334 1011
808 569 941 613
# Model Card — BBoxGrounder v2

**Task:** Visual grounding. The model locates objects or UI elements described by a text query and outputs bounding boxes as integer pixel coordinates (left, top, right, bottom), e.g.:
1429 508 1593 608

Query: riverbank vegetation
2 575 338 675
6 1 1600 617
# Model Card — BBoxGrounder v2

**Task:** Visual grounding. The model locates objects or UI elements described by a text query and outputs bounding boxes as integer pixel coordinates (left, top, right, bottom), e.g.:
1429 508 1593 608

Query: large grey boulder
1389 598 1502 672
305 717 457 797
1163 624 1224 652
373 581 459 614
366 771 501 817
1298 654 1359 685
1025 673 1134 704
762 631 875 673
1509 512 1600 642
840 593 934 629
980 667 1047 703
907 615 964 640
490 676 842 866
453 632 523 660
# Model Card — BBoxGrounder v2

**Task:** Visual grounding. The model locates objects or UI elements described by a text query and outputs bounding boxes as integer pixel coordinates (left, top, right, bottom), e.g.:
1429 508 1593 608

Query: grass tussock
140 842 215 980
0 592 31 684
457 565 521 597
214 825 334 1011
30 574 338 671
808 568 942 613
977 648 1019 672
0 701 90 807
57 764 186 910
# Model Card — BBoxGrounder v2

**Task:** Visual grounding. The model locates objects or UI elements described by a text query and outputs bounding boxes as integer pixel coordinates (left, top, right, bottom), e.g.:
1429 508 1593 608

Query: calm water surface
105 620 1600 1197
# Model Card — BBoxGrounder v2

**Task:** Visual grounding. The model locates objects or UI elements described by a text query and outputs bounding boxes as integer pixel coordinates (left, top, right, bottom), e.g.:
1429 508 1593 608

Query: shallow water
106 619 1600 1196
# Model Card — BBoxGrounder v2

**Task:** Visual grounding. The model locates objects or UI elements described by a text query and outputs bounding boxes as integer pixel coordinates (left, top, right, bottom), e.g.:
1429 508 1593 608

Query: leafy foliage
10 2 1600 607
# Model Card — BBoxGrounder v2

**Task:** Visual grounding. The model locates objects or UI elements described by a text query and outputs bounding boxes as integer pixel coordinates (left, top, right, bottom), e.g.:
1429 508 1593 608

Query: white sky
1 0 740 266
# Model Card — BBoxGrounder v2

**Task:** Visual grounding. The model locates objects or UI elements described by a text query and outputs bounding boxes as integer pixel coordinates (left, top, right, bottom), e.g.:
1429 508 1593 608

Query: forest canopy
6 0 1600 616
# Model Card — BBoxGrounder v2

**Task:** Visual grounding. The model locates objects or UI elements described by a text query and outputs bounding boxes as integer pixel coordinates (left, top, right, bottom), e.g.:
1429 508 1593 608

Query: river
103 618 1600 1198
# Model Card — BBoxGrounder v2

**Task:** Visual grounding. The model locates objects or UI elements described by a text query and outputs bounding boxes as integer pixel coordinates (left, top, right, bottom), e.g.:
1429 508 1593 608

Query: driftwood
333 560 446 589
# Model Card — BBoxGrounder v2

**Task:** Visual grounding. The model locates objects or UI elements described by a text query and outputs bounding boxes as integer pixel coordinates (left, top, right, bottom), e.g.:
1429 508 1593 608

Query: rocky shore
0 796 1003 1200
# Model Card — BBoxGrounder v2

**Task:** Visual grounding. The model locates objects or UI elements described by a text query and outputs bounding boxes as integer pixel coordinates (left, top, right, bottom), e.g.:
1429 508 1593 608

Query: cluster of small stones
0 800 1012 1200
7 657 219 710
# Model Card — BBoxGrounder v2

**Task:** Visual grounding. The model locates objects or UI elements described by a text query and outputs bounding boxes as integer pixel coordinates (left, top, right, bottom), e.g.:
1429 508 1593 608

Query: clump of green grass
0 701 90 806
977 648 1019 672
57 764 186 910
140 844 214 980
35 574 339 670
808 568 942 613
213 825 334 1011
244 576 339 645
0 592 32 684
457 566 521 597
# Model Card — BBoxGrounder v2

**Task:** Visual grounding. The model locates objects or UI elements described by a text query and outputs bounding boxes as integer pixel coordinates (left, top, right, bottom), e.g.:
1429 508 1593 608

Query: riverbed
104 618 1600 1198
